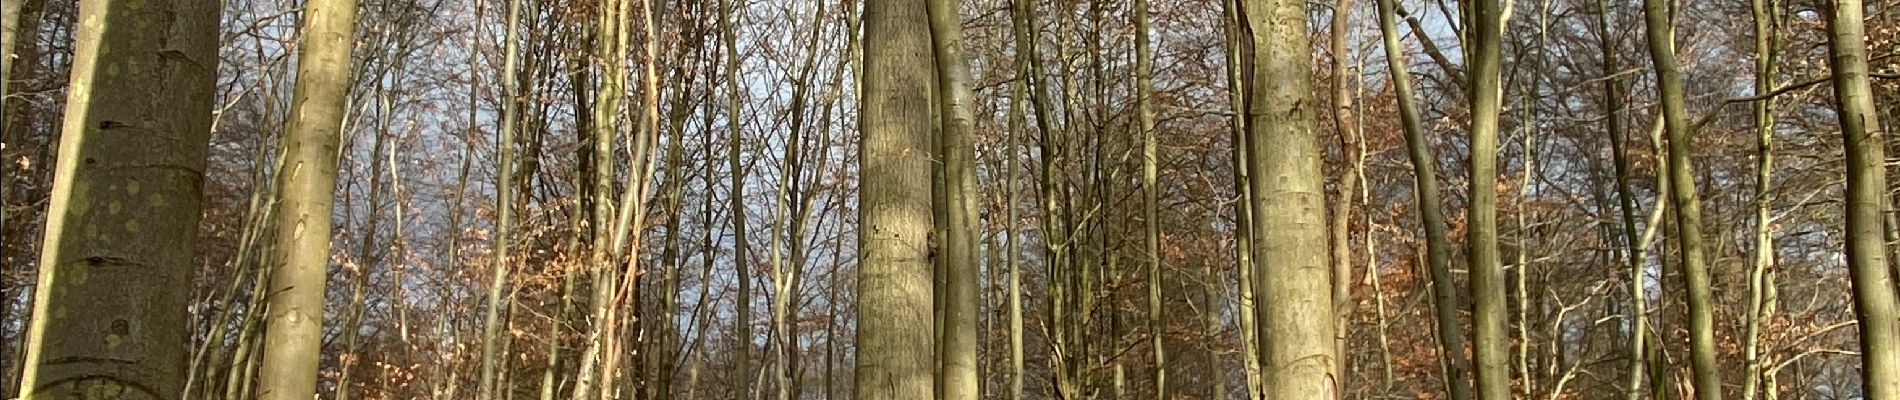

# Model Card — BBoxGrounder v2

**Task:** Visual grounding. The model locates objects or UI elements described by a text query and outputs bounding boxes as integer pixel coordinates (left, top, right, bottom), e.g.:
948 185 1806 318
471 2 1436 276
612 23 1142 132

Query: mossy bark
17 0 220 397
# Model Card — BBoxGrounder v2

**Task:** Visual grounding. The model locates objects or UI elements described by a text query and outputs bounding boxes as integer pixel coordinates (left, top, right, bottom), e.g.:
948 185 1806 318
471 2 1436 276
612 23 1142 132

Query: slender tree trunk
925 0 981 397
574 0 629 394
1135 0 1166 397
1006 57 1027 400
337 85 395 400
476 0 523 396
721 0 754 396
1592 0 1653 397
1375 0 1471 397
1240 0 1340 397
1640 0 1722 395
0 0 22 144
1325 0 1360 386
1461 0 1509 393
1222 0 1264 395
651 11 707 398
253 0 361 396
1741 0 1779 397
0 0 33 272
14 0 219 397
1825 0 1900 394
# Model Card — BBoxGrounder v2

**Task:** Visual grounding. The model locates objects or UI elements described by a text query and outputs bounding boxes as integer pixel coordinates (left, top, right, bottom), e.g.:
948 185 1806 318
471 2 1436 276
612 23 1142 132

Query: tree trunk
925 0 981 398
1824 0 1900 394
1005 50 1027 400
1640 0 1722 395
1374 0 1472 397
1741 0 1779 397
856 0 938 398
253 0 361 397
723 0 754 396
478 0 524 396
14 0 219 397
1461 0 1510 393
1135 0 1166 397
1240 0 1340 398
1325 0 1360 386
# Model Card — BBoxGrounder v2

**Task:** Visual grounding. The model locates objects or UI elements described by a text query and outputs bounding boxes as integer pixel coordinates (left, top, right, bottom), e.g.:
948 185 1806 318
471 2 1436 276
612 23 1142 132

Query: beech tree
15 0 220 397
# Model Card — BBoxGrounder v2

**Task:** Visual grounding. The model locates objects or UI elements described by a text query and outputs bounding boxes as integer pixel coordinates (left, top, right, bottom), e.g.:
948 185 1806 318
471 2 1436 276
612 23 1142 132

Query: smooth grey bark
925 0 981 398
1240 0 1340 397
1823 0 1900 395
856 0 937 397
15 0 220 397
255 0 362 396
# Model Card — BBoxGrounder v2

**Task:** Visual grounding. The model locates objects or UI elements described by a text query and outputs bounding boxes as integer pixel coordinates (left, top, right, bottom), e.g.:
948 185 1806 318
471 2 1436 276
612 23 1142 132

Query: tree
1641 0 1722 394
1741 0 1780 396
1135 0 1167 397
255 0 363 397
1461 0 1509 394
925 0 981 397
1824 0 1900 395
855 0 937 398
723 0 754 396
1240 0 1339 398
476 0 525 396
14 0 220 397
1374 0 1471 396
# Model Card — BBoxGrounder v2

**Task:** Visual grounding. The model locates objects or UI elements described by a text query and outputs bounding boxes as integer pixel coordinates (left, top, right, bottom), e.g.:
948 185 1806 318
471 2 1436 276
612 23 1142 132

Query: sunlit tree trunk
1325 0 1360 385
1374 0 1471 397
252 0 362 396
925 0 981 397
478 0 522 391
1824 0 1900 395
14 0 219 397
856 0 937 397
1222 0 1264 395
1461 0 1509 393
1240 0 1339 397
1640 0 1721 395
1135 0 1166 397
1741 0 1779 397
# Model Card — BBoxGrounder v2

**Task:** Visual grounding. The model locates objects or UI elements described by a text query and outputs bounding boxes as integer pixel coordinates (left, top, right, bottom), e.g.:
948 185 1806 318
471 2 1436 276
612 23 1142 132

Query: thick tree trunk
1824 0 1900 395
14 0 219 397
856 0 938 397
254 0 361 397
1461 0 1510 393
1240 0 1340 398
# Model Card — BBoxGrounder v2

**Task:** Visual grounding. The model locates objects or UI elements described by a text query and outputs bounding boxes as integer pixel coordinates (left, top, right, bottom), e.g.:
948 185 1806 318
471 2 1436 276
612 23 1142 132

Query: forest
0 0 1896 397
